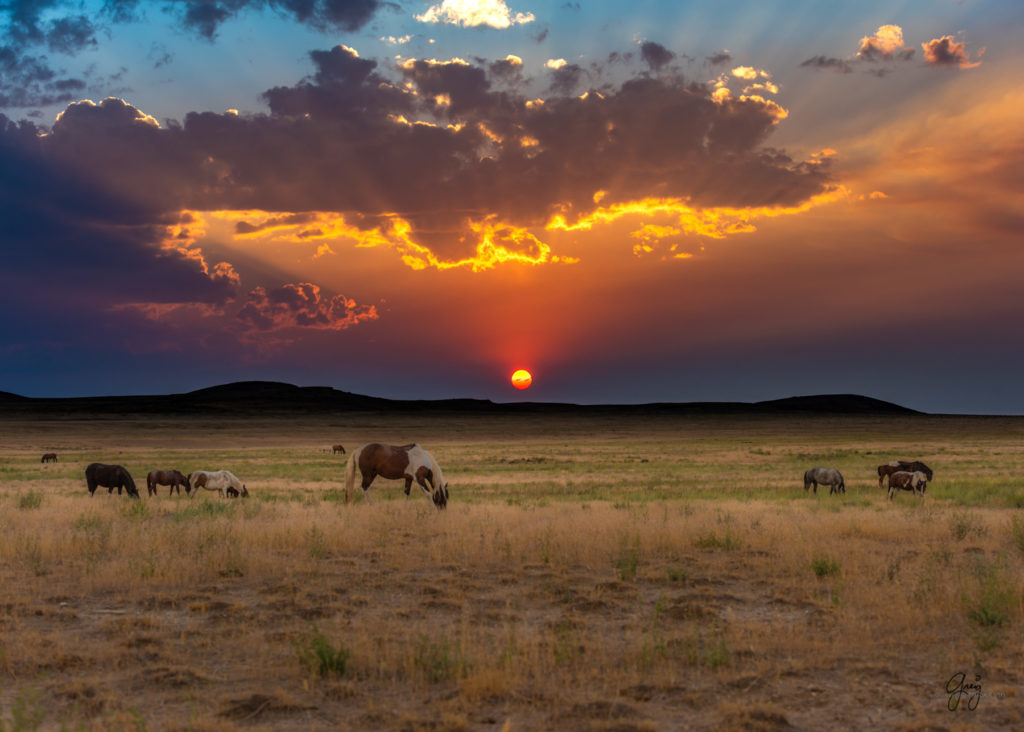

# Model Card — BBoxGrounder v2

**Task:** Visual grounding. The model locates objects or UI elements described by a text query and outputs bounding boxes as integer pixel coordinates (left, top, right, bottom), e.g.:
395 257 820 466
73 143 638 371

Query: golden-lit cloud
53 97 162 128
191 210 577 273
189 184 848 275
731 66 760 81
415 0 534 28
159 213 241 291
547 187 849 240
857 25 914 62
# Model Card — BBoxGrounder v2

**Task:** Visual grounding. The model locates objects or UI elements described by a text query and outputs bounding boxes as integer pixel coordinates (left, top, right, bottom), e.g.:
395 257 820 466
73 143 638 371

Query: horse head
431 482 449 510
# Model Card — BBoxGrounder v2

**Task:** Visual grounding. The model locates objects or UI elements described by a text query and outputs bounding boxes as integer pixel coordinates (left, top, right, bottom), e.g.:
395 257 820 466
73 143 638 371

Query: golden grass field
1 410 1022 730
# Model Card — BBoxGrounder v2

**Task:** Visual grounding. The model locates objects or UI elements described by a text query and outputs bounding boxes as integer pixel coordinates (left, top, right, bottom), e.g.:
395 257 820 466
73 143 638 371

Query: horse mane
121 467 137 492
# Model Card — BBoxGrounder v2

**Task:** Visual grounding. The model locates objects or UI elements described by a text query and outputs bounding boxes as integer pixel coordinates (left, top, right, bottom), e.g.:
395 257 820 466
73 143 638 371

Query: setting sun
511 369 533 390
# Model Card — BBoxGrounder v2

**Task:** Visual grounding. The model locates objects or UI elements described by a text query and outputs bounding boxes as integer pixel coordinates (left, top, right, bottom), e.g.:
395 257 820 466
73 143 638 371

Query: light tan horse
188 469 247 498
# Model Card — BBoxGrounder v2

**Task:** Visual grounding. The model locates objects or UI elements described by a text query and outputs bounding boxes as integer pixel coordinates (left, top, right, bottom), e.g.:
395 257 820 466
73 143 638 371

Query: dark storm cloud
237 282 377 332
0 110 236 303
7 46 831 260
705 51 732 66
45 15 98 54
546 62 585 95
640 41 675 71
487 57 526 87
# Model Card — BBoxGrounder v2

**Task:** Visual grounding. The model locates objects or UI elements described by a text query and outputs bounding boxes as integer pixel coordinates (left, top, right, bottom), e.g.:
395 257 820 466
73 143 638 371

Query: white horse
344 443 449 509
188 469 247 498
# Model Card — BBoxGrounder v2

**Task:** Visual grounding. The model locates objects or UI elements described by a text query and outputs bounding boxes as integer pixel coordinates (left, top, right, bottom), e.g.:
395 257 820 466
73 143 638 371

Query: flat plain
0 409 1022 730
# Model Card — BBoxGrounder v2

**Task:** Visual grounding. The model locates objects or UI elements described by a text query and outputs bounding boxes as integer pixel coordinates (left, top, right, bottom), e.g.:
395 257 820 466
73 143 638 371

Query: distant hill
0 381 922 416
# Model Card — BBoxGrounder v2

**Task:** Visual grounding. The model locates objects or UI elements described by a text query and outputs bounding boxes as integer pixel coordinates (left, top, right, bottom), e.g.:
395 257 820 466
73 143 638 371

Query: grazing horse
344 443 449 509
804 467 845 495
189 469 247 498
332 444 346 454
878 460 934 487
147 469 191 497
888 470 928 500
85 462 140 499
40 453 58 463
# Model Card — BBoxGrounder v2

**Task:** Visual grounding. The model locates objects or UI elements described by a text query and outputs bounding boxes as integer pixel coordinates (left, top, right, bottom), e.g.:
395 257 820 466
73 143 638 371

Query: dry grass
0 412 1023 729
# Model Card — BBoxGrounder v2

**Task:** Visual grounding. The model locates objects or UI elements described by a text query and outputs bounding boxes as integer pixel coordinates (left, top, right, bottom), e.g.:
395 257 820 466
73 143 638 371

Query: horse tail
344 446 360 504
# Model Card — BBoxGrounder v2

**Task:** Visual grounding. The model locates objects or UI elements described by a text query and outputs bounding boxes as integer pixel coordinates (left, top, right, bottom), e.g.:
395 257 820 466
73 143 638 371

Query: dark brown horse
878 460 934 487
332 444 346 454
344 443 448 509
40 452 58 463
147 469 191 496
86 462 139 499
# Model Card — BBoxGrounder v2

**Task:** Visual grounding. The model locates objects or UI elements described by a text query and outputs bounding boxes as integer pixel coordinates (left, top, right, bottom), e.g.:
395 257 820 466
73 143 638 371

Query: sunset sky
1 1 1021 413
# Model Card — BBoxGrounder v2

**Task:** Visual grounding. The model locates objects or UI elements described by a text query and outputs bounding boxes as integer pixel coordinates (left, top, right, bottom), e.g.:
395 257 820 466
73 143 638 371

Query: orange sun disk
511 369 533 390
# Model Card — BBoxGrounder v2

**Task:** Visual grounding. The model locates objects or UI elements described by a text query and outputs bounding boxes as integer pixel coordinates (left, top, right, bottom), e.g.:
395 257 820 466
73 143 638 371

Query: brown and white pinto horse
888 470 928 500
344 443 448 509
878 460 934 487
147 469 191 496
41 453 58 463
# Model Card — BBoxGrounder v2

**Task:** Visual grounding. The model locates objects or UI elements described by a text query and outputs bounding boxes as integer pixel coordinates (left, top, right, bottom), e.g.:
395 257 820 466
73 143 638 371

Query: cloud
167 0 384 39
237 282 378 332
639 41 675 71
856 24 914 62
0 2 386 111
545 62 585 95
799 55 852 74
8 45 833 274
415 0 535 29
922 35 983 69
705 51 732 66
802 24 917 75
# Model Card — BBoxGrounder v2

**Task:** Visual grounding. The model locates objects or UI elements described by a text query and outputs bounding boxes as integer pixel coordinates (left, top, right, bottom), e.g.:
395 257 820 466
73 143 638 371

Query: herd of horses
56 447 932 507
70 442 450 509
805 460 934 500
84 463 249 500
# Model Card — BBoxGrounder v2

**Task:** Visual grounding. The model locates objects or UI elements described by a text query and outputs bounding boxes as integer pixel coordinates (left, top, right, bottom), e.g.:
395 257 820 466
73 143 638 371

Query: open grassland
0 411 1023 730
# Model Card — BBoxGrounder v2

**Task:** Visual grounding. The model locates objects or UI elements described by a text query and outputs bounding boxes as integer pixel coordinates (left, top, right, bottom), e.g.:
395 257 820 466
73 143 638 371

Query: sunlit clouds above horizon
1 1 1022 413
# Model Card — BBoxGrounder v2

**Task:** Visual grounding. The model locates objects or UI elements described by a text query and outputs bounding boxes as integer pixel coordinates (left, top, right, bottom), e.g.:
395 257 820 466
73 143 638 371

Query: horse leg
414 466 434 498
361 470 376 503
404 476 413 497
